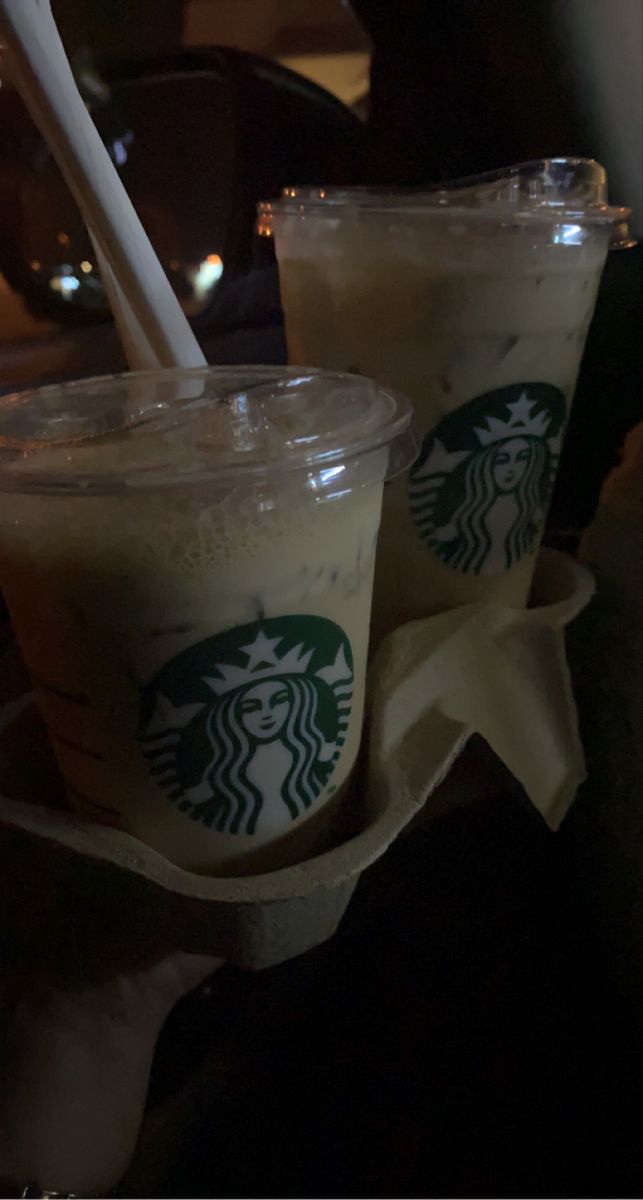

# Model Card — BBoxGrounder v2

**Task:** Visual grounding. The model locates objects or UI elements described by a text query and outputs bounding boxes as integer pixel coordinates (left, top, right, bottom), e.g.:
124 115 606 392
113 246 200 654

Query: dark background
0 6 641 1195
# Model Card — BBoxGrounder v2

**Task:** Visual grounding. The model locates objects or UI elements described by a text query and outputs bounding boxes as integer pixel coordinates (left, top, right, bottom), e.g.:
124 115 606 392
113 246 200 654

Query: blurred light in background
49 273 80 298
187 252 223 301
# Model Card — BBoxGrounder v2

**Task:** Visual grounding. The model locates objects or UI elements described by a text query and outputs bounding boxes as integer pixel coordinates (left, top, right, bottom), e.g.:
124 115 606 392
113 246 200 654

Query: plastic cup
0 367 414 875
259 158 631 642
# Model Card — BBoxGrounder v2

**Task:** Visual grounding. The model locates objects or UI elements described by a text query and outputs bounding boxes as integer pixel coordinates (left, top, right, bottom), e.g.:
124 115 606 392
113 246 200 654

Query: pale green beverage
0 368 414 874
260 159 630 643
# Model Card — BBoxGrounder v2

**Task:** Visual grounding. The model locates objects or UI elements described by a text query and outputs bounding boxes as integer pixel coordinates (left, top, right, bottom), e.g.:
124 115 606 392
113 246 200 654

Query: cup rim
259 192 630 226
0 365 416 495
257 157 633 247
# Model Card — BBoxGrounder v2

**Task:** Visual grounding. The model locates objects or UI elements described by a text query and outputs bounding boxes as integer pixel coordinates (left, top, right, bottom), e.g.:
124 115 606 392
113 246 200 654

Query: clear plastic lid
0 366 416 495
258 158 633 248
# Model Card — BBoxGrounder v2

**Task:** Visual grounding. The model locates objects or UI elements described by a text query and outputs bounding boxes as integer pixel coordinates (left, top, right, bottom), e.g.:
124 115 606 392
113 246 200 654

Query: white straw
91 237 161 371
0 0 206 370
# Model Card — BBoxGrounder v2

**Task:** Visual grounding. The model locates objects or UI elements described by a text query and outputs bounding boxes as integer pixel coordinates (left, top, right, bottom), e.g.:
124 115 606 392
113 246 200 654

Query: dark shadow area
139 767 642 1198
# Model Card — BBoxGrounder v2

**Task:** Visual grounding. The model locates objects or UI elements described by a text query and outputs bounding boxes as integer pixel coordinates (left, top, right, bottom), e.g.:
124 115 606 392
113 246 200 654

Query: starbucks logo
138 615 353 837
409 383 567 574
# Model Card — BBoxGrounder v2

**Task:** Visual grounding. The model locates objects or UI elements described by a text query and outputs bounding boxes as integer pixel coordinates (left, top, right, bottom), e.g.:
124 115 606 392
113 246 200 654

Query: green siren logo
138 615 353 837
409 383 567 574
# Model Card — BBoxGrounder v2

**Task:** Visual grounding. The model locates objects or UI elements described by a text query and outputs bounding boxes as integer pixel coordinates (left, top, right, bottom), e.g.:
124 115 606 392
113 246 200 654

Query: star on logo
144 692 205 735
205 632 315 696
474 393 551 445
413 438 470 481
239 630 283 671
509 393 538 426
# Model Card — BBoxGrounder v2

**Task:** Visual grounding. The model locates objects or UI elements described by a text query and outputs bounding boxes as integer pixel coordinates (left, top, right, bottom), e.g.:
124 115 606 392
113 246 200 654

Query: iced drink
260 159 630 641
0 368 414 874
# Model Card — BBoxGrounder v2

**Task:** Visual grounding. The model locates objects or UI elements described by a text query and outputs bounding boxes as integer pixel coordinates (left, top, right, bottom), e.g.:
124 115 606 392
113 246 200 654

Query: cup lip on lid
0 365 416 496
257 157 633 248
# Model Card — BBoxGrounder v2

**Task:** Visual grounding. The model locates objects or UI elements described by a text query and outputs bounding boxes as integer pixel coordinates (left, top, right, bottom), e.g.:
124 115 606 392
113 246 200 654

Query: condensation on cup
0 367 415 874
259 159 632 643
